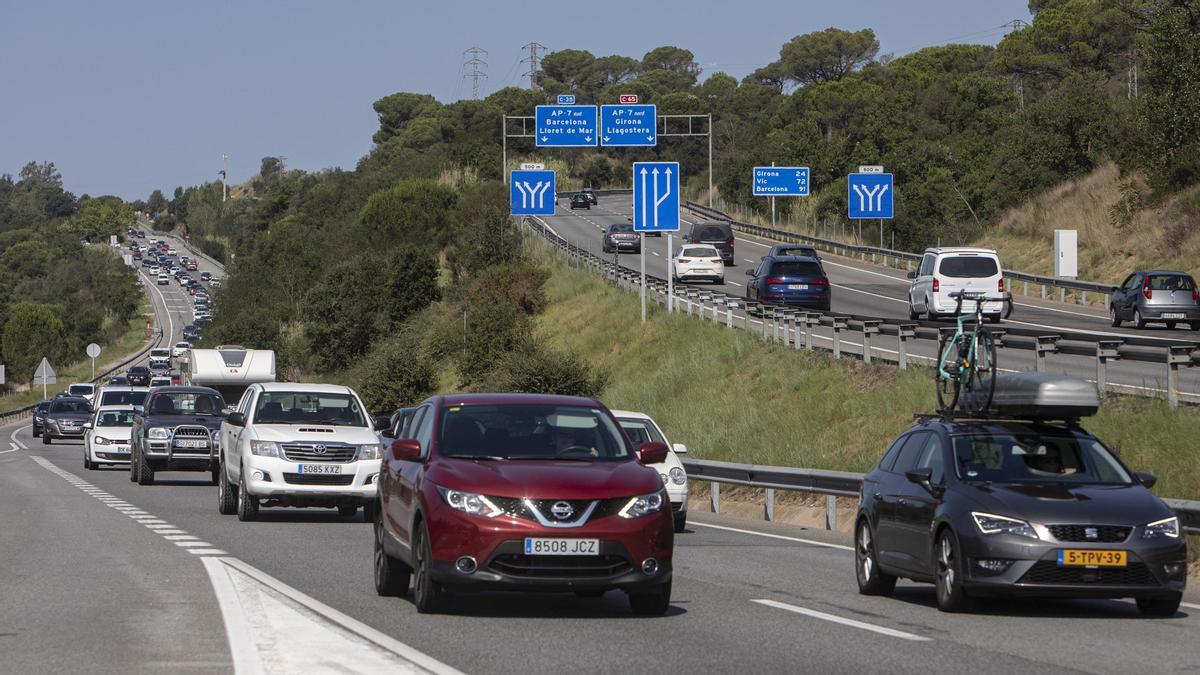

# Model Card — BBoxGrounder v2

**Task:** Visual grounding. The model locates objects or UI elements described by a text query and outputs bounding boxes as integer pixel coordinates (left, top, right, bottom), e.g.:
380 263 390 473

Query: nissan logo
550 501 574 520
313 444 328 455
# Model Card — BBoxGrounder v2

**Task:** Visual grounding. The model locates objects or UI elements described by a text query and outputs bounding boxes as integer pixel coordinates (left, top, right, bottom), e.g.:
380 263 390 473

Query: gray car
1110 270 1199 330
42 396 93 444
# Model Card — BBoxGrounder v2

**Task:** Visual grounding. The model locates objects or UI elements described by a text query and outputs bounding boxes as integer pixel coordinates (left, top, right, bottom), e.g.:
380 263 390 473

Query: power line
521 42 546 90
1003 19 1030 111
463 47 488 100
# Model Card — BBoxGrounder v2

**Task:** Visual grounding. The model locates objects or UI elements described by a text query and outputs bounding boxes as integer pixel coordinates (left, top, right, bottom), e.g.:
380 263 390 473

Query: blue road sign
535 105 598 147
600 104 657 147
509 170 556 216
632 162 680 232
752 166 810 196
847 173 894 219
556 94 575 105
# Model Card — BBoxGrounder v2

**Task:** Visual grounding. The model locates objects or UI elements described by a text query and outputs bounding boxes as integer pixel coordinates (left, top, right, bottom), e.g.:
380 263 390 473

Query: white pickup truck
216 382 387 522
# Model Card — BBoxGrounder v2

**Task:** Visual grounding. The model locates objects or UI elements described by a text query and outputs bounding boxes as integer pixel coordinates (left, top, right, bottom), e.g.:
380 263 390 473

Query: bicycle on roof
935 291 1013 414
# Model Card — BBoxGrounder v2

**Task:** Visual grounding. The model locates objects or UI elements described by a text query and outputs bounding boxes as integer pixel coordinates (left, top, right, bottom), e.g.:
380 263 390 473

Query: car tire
236 469 258 521
136 449 154 485
42 434 50 445
855 519 896 596
32 428 40 438
1110 306 1122 327
130 449 139 482
217 458 238 515
716 277 724 285
338 504 359 518
413 520 450 614
1192 321 1200 332
934 529 972 613
908 302 920 321
363 500 379 524
374 511 411 597
673 512 687 533
627 580 672 616
1134 309 1147 329
1136 592 1182 617
84 455 93 470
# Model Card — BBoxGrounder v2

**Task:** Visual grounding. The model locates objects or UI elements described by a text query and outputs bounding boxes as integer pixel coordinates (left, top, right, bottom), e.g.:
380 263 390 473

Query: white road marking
188 549 228 556
727 281 743 287
200 556 267 675
1182 602 1200 610
175 540 214 548
752 599 931 642
2 443 18 455
691 521 854 552
11 425 28 449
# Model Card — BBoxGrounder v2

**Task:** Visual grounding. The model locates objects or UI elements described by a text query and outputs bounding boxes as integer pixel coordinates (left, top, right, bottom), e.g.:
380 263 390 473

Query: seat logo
550 501 574 520
313 444 328 455
1084 527 1098 540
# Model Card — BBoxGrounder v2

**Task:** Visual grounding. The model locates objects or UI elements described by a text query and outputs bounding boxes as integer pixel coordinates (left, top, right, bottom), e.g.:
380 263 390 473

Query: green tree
357 333 436 414
487 343 608 398
359 179 458 249
2 303 64 382
372 93 440 145
777 28 879 87
147 189 167 215
1135 3 1200 191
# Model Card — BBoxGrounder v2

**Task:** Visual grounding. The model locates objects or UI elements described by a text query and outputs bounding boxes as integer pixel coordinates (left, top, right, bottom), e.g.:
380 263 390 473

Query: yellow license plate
1057 549 1127 567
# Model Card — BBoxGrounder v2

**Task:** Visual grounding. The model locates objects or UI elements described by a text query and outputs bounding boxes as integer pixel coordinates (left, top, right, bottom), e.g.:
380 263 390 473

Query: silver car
1110 270 1199 330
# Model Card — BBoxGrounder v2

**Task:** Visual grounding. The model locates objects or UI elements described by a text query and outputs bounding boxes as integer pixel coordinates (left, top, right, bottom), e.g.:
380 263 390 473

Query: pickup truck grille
282 473 355 486
171 426 212 453
281 443 357 463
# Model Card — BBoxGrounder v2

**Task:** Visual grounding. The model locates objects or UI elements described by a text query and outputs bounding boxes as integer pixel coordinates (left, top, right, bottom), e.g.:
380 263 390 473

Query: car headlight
436 486 504 518
1143 516 1180 540
358 443 384 460
669 467 687 485
94 436 111 445
619 491 666 519
250 440 280 457
147 427 170 440
971 512 1038 539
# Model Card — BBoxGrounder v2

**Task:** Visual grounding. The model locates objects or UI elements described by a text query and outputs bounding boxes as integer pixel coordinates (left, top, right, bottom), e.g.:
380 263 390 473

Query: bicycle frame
936 295 993 382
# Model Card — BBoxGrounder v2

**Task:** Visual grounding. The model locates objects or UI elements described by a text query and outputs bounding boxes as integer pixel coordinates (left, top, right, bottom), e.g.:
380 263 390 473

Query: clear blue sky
1 0 1030 200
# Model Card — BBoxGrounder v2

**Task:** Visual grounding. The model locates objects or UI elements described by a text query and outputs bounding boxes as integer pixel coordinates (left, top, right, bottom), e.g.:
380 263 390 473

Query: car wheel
908 302 920 321
84 455 93 470
926 298 939 321
855 519 896 596
363 500 379 524
236 469 258 521
374 510 411 597
42 434 50 445
716 277 724 285
934 529 972 612
338 504 359 518
627 580 672 616
1134 309 1147 329
1192 321 1200 332
413 520 450 614
136 449 154 485
32 428 40 438
1110 306 1122 327
1136 593 1182 617
217 458 238 515
129 449 139 482
673 512 687 533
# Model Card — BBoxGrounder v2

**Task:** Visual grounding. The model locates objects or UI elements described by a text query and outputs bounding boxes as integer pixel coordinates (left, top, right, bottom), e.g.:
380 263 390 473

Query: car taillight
813 277 829 286
728 238 735 249
998 278 1005 293
1143 279 1153 300
933 278 940 293
1193 288 1199 302
678 258 691 264
765 276 787 285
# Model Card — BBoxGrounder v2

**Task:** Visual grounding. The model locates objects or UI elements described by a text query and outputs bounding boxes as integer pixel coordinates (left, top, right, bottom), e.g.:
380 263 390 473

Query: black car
602 222 641 254
32 400 52 437
685 221 735 265
108 375 130 386
41 397 93 445
569 192 591 210
854 377 1186 616
127 365 151 387
581 187 598 205
130 386 227 485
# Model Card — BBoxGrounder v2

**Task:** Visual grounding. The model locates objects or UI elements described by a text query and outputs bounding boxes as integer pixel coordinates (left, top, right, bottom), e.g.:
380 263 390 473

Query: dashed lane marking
752 599 932 642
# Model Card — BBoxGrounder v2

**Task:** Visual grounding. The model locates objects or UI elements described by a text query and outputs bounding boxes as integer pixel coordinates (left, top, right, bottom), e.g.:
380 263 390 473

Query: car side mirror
906 271 917 279
132 405 143 415
672 443 687 455
390 439 422 461
83 422 93 429
1133 471 1157 488
372 415 391 431
226 412 246 427
905 467 934 492
637 442 669 465
744 269 753 276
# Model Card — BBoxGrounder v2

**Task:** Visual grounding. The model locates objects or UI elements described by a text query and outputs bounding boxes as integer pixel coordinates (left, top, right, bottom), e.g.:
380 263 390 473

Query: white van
907 247 1006 321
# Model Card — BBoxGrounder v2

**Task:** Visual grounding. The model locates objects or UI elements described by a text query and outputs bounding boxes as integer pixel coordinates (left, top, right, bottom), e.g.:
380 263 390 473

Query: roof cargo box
962 372 1100 419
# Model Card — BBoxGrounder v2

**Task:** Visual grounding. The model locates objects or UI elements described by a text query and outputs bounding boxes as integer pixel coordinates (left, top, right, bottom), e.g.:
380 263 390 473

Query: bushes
486 344 608 398
2 303 64 382
357 333 437 413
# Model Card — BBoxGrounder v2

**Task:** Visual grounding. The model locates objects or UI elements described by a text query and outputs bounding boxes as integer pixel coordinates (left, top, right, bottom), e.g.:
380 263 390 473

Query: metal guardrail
682 458 1200 535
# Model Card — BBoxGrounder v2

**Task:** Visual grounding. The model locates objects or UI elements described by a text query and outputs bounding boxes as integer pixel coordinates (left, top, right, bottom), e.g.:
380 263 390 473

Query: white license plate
524 538 599 556
298 464 343 475
173 439 207 448
1162 313 1186 319
113 446 129 454
788 284 809 290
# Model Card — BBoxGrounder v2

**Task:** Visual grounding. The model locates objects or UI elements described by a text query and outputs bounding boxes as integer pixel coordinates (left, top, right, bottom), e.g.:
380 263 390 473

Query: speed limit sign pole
86 343 101 380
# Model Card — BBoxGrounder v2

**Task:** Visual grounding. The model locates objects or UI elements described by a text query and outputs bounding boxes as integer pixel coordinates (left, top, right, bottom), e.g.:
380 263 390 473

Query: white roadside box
1054 229 1078 278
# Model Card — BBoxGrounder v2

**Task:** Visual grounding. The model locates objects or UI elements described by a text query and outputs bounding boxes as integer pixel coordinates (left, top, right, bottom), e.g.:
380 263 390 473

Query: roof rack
914 411 1082 426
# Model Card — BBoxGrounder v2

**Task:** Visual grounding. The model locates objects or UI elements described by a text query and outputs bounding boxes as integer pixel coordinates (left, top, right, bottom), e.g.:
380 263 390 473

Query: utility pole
220 154 228 202
521 42 546 90
463 47 488 100
1003 20 1029 110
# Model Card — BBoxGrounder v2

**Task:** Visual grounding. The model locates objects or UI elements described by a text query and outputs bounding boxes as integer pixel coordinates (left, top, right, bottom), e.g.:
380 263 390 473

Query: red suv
373 393 674 615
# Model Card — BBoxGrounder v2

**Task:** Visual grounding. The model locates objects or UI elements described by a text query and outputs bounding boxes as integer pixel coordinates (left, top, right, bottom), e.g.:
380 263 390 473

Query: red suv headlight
618 490 667 519
437 486 505 518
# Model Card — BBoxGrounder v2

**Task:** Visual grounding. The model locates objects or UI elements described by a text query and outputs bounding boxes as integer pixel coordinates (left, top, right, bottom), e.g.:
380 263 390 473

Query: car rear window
695 226 731 240
1147 275 1195 291
776 246 818 257
611 223 634 233
938 256 998 278
769 261 824 276
69 385 94 396
681 247 720 258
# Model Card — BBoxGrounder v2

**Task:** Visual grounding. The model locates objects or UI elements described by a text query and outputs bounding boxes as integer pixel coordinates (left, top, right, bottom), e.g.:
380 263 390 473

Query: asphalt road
129 231 225 366
538 199 1200 401
3 420 1198 674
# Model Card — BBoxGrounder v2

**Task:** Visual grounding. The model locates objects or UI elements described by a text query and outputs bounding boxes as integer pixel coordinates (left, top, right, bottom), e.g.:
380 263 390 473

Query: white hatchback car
907 247 1006 321
84 405 137 469
611 410 689 532
672 244 725 285
172 341 192 358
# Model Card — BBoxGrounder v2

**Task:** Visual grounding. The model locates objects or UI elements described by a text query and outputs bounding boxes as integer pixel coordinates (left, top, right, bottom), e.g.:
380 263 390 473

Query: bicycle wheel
963 329 998 414
935 332 962 413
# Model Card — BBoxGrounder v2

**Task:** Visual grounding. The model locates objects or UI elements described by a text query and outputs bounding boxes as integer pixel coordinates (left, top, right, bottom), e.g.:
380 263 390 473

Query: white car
611 410 689 532
907 247 1006 321
92 385 148 411
168 248 178 256
67 383 96 404
172 341 192 358
148 347 171 367
83 405 136 469
209 278 222 287
217 382 385 522
672 244 725 285
157 274 169 285
150 376 172 387
148 265 160 275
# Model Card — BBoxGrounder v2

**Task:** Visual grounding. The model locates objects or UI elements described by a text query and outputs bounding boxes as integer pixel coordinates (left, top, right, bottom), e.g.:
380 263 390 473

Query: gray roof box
962 372 1100 419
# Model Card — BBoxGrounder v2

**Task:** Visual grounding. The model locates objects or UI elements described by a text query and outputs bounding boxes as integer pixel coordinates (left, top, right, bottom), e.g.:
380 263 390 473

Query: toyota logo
313 444 328 455
550 501 574 520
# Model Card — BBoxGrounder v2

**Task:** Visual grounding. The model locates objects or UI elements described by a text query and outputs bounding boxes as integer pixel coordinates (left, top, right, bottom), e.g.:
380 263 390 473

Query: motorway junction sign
600 104 657 147
535 105 598 147
847 172 894 219
752 166 810 196
509 169 556 216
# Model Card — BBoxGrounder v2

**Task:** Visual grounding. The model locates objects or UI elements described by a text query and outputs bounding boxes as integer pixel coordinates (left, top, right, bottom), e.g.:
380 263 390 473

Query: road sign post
86 343 101 380
509 170 556 216
632 162 681 323
600 104 657 147
535 105 598 147
33 357 57 400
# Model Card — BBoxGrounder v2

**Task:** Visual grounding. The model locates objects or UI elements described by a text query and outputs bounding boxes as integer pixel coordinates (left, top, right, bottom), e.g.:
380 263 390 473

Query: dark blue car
745 255 831 310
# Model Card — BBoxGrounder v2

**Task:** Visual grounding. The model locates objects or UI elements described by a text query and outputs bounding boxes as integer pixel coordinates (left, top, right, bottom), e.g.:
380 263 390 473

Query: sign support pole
707 114 713 208
91 357 95 381
640 247 647 323
667 233 674 313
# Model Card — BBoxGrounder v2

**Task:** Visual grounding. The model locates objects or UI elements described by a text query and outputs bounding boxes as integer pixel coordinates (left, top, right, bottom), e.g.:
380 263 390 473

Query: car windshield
147 391 225 416
769 261 823 276
49 400 90 414
681 247 719 258
938 256 998 278
100 391 146 407
440 404 629 461
952 431 1132 485
253 391 368 426
611 223 634 233
69 385 94 396
151 349 169 357
616 418 666 445
1147 274 1195 291
97 411 135 427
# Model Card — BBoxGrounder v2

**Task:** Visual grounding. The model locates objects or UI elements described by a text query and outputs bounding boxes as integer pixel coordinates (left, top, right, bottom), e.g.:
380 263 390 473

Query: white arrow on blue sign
753 166 810 196
535 105 598 147
632 162 680 232
847 173 894 219
600 104 657 147
510 170 556 216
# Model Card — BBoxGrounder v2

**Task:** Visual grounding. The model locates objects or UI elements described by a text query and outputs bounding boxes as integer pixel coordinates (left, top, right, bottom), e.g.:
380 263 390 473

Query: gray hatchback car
1110 270 1199 330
